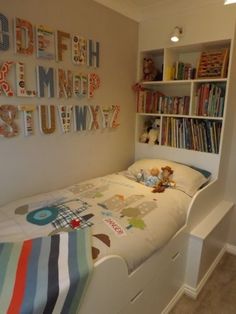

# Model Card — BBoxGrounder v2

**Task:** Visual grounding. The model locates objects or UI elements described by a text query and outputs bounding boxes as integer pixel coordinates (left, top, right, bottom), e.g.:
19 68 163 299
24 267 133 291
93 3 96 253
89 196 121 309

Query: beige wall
139 3 236 50
139 2 236 245
0 0 138 205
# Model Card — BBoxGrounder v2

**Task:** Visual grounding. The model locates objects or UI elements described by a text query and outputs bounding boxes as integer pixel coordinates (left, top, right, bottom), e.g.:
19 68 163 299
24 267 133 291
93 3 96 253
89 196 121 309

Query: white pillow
128 158 209 197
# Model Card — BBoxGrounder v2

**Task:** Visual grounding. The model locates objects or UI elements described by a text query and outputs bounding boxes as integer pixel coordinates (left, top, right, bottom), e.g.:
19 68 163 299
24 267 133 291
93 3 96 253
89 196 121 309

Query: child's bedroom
1 0 236 313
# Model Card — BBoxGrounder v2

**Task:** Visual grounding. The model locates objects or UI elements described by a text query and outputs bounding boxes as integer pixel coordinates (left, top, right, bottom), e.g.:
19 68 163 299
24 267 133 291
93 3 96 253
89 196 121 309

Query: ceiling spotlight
224 0 236 4
170 27 183 43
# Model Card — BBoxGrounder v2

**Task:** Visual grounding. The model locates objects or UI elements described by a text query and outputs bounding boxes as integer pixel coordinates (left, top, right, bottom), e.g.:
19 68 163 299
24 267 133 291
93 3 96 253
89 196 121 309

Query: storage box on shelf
135 40 230 159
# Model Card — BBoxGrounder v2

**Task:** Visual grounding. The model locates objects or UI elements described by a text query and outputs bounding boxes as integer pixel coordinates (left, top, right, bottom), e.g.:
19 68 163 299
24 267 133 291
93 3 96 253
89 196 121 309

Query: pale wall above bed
0 0 138 206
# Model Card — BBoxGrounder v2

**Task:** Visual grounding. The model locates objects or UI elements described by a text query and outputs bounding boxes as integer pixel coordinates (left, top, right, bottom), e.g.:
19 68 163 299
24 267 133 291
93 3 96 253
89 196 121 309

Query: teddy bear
143 58 162 81
143 58 157 81
152 166 176 193
139 118 160 145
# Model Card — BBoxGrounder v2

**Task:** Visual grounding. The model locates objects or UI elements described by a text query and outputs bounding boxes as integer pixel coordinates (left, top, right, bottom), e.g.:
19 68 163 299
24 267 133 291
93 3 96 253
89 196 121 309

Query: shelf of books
192 81 226 117
135 39 230 156
161 117 222 154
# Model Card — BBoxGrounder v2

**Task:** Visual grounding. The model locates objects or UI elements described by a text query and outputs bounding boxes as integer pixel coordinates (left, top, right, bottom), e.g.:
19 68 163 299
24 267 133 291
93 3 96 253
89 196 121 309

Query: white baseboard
226 243 236 255
161 285 185 314
184 245 226 299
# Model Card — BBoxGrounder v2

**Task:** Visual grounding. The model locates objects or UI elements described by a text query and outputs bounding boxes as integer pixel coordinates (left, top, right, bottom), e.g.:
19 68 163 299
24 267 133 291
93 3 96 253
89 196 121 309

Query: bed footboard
79 231 188 314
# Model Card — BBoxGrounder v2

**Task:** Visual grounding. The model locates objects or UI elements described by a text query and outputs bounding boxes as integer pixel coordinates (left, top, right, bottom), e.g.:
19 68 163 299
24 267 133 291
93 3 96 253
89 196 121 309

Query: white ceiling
94 0 225 21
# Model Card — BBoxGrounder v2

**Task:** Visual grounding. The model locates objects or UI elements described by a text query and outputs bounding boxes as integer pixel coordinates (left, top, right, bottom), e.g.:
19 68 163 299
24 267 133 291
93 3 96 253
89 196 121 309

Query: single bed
0 158 213 313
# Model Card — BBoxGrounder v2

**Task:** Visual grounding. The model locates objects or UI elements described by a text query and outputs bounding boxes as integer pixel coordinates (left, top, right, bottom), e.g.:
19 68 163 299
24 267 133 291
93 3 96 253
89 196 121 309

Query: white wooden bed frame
79 153 234 314
79 35 236 312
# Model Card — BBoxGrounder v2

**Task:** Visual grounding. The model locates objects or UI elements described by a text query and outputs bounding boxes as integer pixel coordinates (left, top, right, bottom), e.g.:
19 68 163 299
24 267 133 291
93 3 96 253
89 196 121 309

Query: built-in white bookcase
135 40 231 177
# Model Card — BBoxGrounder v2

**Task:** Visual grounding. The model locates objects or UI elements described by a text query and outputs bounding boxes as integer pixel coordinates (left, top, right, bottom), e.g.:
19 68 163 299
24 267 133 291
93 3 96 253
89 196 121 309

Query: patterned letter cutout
88 105 100 130
88 73 100 98
0 61 14 96
0 13 9 51
57 69 73 98
15 62 36 97
14 17 34 55
38 105 56 134
73 74 87 97
0 105 18 138
110 105 120 128
57 105 72 133
101 106 112 129
72 35 87 65
18 104 35 136
37 66 54 98
36 25 55 60
57 31 70 61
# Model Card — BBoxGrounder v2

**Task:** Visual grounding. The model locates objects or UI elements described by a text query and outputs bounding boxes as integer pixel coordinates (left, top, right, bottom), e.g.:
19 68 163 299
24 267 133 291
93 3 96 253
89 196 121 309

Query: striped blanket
0 228 93 314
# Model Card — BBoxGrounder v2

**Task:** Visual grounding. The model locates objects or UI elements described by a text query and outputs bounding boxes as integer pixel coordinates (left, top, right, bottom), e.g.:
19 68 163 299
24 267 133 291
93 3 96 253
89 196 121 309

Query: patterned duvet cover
0 172 191 272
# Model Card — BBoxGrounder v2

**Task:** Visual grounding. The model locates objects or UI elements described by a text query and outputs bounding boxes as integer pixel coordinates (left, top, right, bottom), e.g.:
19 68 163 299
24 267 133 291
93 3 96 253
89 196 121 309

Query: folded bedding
0 228 93 314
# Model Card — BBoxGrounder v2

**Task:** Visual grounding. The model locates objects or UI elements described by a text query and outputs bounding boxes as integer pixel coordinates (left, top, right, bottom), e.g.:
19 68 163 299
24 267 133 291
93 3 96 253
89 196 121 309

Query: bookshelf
135 40 230 169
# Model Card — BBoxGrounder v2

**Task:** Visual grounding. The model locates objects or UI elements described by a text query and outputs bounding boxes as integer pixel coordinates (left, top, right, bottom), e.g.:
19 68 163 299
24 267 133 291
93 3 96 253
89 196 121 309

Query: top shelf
139 39 231 83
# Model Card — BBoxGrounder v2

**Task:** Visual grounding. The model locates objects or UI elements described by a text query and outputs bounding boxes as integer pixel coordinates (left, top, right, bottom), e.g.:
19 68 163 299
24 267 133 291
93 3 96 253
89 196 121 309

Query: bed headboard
135 144 220 179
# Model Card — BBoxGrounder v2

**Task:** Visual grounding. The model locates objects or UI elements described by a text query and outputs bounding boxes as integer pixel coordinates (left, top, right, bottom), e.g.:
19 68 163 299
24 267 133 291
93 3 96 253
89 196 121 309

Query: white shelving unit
135 39 231 178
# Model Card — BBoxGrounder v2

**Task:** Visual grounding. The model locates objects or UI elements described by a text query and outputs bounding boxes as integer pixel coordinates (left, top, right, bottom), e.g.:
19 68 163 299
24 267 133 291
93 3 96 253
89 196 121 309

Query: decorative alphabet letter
15 62 36 97
57 69 73 98
72 35 87 65
73 74 87 97
87 40 100 68
38 105 56 134
88 73 100 98
36 25 55 60
88 105 100 130
101 106 112 129
14 17 34 55
0 61 14 96
18 104 35 136
37 66 54 98
110 105 120 128
57 105 72 133
0 13 9 51
74 105 88 131
0 105 18 138
57 31 70 61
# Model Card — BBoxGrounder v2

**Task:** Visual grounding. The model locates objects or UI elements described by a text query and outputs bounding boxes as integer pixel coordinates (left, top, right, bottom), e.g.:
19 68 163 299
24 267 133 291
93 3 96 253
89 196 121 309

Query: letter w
74 105 87 131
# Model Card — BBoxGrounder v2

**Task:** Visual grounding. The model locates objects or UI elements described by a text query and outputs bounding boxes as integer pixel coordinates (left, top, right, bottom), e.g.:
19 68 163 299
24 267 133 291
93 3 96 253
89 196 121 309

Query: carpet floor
170 253 236 314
